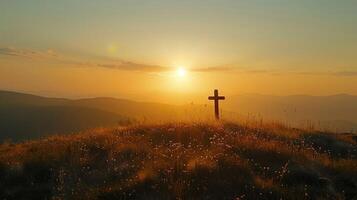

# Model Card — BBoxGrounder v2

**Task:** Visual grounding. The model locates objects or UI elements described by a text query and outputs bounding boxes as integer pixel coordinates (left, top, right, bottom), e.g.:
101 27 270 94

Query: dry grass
0 121 356 199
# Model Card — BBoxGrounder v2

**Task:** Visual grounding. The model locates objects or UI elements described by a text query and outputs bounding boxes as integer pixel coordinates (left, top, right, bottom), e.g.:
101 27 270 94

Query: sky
1 0 357 104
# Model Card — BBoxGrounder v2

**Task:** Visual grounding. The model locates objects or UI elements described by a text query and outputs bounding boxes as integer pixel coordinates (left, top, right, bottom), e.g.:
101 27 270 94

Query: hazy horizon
2 88 357 105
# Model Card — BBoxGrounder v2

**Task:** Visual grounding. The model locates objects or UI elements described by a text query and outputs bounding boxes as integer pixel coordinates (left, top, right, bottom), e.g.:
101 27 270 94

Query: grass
0 121 356 199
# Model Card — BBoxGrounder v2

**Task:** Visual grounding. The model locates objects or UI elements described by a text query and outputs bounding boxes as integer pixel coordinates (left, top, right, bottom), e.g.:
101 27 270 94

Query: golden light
166 66 194 93
176 67 187 77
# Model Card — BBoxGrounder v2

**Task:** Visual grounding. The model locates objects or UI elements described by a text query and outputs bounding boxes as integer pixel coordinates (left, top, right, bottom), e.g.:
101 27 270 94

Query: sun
176 67 187 77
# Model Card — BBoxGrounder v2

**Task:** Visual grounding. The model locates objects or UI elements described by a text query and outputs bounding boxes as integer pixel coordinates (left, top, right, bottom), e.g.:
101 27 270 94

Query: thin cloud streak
0 47 169 72
95 62 168 72
0 47 231 73
0 47 59 60
192 66 236 72
294 71 357 77
331 71 357 76
1 47 356 76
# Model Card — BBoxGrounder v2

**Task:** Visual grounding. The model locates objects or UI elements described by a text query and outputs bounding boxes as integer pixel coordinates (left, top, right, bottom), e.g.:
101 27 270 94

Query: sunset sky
1 0 357 104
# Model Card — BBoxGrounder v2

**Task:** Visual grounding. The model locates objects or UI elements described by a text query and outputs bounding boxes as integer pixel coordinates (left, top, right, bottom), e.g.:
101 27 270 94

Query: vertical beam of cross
208 89 225 120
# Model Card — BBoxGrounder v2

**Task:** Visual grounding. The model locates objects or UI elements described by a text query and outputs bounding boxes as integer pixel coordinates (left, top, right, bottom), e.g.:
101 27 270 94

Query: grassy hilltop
0 121 356 200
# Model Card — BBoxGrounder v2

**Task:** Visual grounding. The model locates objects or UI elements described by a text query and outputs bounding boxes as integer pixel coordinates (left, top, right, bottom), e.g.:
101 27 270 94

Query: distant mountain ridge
0 91 207 142
0 91 129 141
1 90 357 142
0 90 191 120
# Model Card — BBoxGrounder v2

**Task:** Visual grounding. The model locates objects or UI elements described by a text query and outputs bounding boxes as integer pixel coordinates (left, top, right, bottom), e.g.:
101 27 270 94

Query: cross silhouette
208 89 225 120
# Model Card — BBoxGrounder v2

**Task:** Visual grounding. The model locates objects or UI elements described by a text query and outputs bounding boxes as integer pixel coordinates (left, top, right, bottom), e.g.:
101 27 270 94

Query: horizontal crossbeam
208 96 225 100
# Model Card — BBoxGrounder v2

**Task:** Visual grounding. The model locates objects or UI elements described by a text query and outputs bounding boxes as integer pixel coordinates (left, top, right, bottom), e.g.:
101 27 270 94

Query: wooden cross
208 89 225 120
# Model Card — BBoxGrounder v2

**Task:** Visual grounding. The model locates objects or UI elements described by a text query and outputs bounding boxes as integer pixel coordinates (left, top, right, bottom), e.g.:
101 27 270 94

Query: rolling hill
0 122 356 199
0 105 129 142
0 91 208 142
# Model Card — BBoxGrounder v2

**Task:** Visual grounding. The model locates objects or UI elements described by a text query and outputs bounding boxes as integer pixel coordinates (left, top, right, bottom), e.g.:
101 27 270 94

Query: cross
208 89 225 120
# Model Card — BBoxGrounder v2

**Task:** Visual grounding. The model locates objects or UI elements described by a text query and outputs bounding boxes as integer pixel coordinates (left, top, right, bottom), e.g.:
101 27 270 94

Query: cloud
194 66 357 77
0 47 59 60
0 47 234 73
193 66 279 74
293 70 357 77
0 47 169 72
192 66 236 72
95 61 168 72
2 47 356 76
332 71 357 76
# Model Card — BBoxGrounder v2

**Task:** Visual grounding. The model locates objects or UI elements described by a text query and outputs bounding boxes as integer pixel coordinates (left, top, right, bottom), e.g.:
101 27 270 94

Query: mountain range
1 90 357 142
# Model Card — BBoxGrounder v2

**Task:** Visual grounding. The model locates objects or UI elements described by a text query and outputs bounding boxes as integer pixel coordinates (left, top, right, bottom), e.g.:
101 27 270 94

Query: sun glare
177 67 187 77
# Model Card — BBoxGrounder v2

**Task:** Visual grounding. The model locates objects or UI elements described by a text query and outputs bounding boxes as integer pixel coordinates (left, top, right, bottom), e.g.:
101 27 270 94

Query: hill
0 122 356 199
0 91 130 142
0 105 129 142
0 91 208 142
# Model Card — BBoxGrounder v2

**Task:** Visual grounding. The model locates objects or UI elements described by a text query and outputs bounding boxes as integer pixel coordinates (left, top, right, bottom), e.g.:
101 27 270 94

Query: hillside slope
0 105 129 142
0 91 208 142
0 122 356 199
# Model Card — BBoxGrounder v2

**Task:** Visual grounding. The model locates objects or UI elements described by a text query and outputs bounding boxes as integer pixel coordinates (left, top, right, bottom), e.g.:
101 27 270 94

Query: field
0 121 356 200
